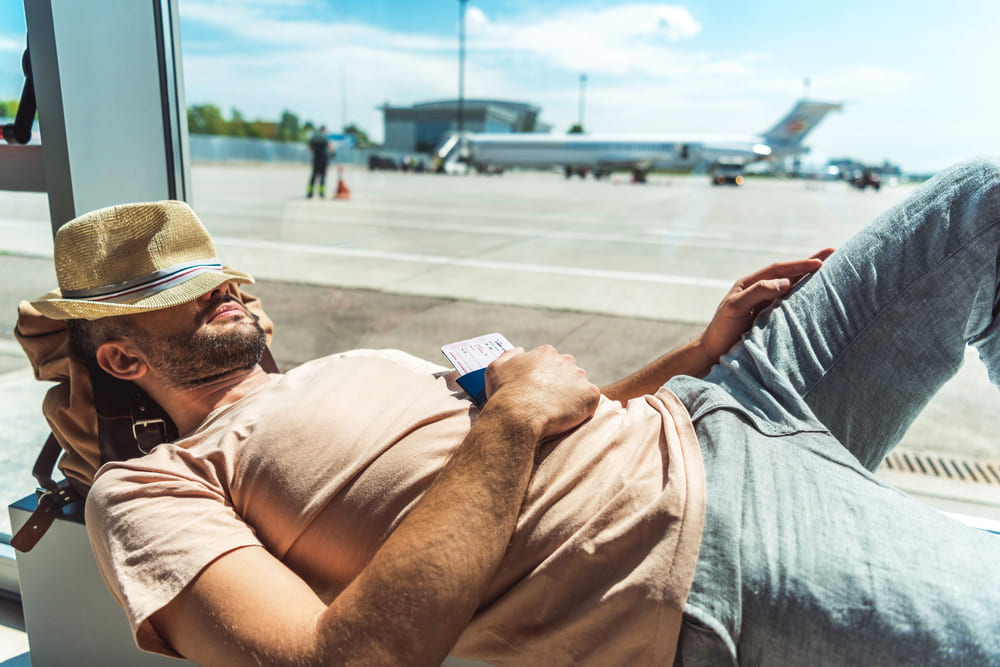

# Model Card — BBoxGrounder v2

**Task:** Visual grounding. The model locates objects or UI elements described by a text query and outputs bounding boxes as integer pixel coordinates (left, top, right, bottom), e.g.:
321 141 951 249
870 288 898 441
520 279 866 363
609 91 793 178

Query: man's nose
201 282 230 302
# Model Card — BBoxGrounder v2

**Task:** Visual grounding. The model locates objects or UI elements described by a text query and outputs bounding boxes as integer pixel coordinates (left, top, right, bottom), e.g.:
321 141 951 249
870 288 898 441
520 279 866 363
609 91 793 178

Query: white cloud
181 0 450 51
176 0 943 167
0 35 22 52
464 3 702 76
177 1 813 142
179 0 464 135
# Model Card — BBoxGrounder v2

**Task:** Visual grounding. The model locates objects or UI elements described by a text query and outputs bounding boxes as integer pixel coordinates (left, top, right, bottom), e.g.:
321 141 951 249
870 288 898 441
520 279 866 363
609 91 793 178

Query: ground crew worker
306 125 334 198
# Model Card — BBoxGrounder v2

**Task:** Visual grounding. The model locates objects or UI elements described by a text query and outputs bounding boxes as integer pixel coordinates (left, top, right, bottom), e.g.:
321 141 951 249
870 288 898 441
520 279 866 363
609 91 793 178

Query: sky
2 0 999 173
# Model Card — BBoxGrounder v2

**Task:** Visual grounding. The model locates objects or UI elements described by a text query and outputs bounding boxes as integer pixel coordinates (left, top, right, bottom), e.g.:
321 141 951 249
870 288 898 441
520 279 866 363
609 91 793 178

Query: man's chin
161 320 268 389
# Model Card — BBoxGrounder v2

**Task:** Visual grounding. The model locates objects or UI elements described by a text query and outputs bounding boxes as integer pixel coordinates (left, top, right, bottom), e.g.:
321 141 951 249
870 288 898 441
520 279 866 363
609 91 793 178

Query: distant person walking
307 125 335 198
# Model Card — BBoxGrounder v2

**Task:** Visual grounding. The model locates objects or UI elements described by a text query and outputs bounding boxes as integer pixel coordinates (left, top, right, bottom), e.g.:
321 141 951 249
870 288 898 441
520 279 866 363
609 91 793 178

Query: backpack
10 287 275 551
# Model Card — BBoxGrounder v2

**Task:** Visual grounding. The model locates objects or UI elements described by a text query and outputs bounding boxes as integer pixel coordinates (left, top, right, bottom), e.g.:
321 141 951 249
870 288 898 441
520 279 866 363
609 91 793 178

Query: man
27 158 1000 665
306 124 333 198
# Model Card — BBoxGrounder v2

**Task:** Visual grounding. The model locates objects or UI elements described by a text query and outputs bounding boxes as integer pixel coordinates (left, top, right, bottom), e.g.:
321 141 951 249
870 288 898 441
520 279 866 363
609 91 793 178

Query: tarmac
1 163 1000 534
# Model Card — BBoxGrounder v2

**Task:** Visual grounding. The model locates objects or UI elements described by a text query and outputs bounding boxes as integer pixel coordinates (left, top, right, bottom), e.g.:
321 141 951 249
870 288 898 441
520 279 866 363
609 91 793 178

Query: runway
191 165 909 323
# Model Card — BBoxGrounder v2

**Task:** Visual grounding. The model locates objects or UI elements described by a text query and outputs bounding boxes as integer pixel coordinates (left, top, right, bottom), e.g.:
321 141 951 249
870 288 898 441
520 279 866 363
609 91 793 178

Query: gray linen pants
668 157 1000 665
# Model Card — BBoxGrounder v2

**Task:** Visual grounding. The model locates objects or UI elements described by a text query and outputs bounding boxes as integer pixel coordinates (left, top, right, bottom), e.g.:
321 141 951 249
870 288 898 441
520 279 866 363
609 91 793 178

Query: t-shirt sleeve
85 455 262 657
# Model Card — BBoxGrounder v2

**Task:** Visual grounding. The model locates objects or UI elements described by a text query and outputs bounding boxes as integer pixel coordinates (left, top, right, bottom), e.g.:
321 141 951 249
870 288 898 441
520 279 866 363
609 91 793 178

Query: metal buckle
34 485 76 507
133 418 168 453
53 484 76 505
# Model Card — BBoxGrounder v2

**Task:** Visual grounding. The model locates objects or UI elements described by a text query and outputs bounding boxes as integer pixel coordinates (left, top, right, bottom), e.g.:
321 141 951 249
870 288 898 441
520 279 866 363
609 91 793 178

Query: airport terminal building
380 99 549 153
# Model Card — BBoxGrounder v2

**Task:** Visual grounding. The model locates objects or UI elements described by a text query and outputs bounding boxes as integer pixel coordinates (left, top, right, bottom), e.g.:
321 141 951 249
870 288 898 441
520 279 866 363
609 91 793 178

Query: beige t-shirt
86 349 705 665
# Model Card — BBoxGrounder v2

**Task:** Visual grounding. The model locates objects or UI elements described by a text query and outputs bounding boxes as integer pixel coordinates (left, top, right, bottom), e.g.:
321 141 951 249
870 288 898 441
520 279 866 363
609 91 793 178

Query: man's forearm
602 252 832 405
317 402 542 665
601 338 714 403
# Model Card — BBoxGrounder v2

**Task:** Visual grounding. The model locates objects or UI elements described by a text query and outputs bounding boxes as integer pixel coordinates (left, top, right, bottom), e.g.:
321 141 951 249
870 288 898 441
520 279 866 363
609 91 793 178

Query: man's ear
95 339 148 381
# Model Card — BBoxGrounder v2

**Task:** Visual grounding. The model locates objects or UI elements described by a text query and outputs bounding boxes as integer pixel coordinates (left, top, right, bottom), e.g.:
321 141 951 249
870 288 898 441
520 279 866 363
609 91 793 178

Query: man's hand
484 345 601 440
601 249 835 403
696 248 834 365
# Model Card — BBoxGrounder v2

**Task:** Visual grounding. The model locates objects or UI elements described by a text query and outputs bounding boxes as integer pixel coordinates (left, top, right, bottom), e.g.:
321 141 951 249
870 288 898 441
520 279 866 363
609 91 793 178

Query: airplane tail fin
762 99 843 151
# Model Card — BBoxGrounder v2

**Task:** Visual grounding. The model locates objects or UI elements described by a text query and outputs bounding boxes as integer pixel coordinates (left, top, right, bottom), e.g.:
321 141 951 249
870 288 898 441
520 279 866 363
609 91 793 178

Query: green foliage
186 104 269 139
228 109 248 137
227 109 262 138
187 104 227 135
0 99 18 118
568 123 584 134
277 110 300 141
343 123 373 148
186 103 373 146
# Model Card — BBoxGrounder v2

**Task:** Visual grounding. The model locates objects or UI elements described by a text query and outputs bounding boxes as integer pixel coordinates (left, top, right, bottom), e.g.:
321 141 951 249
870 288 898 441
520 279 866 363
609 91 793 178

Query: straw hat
30 200 253 320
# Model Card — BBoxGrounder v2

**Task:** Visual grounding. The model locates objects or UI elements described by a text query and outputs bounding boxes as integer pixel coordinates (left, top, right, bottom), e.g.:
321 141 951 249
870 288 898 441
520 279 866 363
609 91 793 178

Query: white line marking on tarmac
286 209 735 244
214 236 735 289
291 201 729 235
212 212 814 255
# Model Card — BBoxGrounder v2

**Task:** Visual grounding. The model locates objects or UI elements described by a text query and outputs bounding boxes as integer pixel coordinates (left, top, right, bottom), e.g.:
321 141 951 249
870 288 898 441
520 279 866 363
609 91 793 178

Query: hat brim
30 267 254 321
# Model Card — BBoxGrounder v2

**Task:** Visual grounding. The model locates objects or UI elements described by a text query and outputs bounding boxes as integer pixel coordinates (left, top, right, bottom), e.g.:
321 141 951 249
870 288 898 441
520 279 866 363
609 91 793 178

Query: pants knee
934 156 1000 207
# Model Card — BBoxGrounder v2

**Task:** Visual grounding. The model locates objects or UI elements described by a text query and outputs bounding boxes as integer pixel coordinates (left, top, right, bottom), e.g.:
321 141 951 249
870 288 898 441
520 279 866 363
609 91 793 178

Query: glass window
0 203 57 537
3 0 1000 564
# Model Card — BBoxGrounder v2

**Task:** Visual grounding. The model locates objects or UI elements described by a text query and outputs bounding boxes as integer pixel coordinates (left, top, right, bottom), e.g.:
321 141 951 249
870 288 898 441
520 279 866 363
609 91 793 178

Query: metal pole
340 67 347 132
578 73 587 130
24 0 191 230
457 0 467 133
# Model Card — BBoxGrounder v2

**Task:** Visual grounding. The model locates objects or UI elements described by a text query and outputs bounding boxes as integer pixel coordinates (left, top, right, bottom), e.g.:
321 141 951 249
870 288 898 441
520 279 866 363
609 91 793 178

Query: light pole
578 73 587 131
457 0 467 134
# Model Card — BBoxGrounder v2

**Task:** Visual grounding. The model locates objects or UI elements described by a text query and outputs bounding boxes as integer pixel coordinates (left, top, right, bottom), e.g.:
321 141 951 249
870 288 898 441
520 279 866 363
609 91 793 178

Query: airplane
435 98 843 183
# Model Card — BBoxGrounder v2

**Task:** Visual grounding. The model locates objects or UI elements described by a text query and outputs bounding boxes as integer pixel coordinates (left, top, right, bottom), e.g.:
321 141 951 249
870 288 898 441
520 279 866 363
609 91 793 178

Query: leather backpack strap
89 366 179 464
11 434 82 552
10 484 78 552
31 432 62 492
12 346 277 553
92 346 277 462
261 346 279 373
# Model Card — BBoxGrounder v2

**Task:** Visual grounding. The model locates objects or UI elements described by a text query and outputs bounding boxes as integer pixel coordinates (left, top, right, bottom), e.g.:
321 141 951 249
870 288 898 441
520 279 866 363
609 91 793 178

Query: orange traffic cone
334 165 351 200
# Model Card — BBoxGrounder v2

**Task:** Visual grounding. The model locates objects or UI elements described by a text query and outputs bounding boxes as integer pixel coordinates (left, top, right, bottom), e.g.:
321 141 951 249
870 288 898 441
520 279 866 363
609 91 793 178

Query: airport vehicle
436 98 842 183
368 154 399 171
849 167 882 191
710 161 745 186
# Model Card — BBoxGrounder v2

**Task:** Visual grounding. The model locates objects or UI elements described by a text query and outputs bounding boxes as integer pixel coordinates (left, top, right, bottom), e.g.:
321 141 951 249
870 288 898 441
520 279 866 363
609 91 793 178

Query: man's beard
131 316 267 389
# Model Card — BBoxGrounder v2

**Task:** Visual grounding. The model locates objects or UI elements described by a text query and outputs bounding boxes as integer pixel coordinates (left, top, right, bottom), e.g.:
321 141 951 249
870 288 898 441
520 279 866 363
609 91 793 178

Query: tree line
0 98 22 118
187 104 373 147
2 98 373 147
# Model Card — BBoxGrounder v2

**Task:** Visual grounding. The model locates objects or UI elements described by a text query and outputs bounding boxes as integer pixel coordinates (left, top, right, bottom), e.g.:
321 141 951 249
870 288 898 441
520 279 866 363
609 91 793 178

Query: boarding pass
441 333 514 374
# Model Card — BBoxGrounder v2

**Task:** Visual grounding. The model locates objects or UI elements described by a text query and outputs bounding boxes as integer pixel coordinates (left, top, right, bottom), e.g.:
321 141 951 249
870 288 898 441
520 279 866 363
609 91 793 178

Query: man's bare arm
602 250 833 403
150 345 600 666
